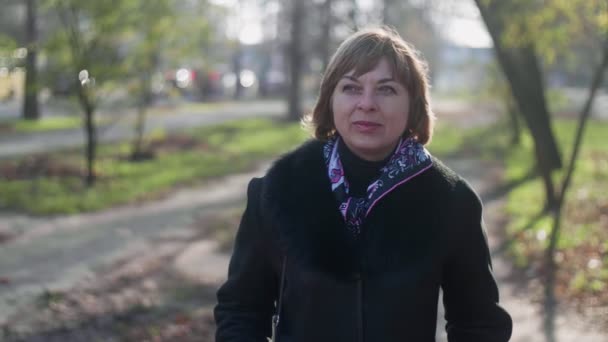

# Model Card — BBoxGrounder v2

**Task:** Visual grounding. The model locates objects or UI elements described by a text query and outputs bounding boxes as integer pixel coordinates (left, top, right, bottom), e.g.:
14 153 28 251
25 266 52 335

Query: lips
353 120 382 132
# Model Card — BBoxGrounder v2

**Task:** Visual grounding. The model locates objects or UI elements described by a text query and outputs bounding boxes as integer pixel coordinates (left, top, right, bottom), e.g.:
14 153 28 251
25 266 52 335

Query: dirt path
0 157 606 341
0 163 270 334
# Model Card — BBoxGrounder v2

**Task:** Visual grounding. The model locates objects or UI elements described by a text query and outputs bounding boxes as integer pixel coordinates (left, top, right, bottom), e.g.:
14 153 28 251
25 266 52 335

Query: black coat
214 140 512 342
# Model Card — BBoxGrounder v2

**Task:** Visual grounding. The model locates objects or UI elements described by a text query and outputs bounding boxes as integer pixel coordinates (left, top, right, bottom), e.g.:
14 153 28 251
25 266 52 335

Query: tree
0 1 26 43
475 1 608 338
232 42 244 99
286 0 304 120
124 0 174 160
0 35 18 100
475 0 563 209
1 0 42 113
126 0 212 159
382 0 397 27
22 0 40 120
47 0 134 186
483 62 521 145
319 0 334 72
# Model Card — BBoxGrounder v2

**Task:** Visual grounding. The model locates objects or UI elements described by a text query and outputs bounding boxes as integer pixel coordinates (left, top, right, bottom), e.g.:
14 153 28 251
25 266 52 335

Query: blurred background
0 0 606 341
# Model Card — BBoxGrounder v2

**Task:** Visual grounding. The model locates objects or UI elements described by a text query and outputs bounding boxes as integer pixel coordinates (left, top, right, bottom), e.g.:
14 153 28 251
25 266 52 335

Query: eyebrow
342 75 396 83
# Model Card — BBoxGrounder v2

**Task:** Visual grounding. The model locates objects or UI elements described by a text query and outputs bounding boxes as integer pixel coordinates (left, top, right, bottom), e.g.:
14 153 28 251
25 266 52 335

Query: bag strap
271 257 287 341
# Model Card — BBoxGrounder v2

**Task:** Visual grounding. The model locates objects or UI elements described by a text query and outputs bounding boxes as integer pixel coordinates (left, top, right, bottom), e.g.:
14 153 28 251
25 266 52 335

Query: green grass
6 116 82 133
147 101 225 117
503 120 608 294
431 117 608 288
429 119 513 160
503 120 608 240
0 115 111 133
0 118 308 215
426 122 467 157
434 116 608 300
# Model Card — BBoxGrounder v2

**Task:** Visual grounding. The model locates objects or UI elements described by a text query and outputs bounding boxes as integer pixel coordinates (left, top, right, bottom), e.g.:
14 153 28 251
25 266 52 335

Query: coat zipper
356 278 364 342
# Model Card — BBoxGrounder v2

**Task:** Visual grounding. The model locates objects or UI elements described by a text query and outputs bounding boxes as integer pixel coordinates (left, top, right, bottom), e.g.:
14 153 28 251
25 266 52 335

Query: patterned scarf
323 136 433 235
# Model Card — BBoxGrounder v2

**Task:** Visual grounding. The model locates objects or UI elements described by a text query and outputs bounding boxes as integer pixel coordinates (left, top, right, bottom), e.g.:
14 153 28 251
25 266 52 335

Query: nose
357 89 377 112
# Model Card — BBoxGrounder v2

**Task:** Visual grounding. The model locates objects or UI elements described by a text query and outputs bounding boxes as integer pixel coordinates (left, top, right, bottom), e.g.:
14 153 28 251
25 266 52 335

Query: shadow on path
479 168 536 203
491 210 546 259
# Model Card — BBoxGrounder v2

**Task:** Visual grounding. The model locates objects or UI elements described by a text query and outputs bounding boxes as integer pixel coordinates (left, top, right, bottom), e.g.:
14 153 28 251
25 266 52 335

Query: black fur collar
261 140 360 278
259 140 460 279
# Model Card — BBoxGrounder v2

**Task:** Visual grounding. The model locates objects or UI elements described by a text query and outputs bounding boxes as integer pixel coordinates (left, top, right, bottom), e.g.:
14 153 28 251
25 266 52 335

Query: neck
341 141 400 162
338 140 392 197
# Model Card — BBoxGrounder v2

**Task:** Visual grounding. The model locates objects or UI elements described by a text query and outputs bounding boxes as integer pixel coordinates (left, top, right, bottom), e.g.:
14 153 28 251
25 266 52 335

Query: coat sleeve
214 177 278 342
441 180 512 342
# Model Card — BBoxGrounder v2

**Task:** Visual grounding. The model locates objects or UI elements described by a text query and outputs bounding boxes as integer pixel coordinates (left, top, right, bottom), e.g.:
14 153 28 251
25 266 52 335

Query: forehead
343 58 395 79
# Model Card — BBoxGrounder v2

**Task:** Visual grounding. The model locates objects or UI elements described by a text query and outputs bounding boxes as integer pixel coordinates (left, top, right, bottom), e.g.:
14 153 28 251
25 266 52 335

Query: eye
342 83 361 94
378 85 397 95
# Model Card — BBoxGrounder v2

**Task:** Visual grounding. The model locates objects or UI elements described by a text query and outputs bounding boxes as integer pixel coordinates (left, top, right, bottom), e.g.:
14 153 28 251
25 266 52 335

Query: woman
215 27 512 341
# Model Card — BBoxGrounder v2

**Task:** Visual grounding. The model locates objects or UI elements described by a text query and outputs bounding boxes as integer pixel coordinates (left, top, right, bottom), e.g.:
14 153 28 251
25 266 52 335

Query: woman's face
331 57 410 161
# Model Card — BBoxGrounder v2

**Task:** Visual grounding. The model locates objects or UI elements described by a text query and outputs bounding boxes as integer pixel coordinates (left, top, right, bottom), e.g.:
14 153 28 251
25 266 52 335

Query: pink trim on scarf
365 163 433 217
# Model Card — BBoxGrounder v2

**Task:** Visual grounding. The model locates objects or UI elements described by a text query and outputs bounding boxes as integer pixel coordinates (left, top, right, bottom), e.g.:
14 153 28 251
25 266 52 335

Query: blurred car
162 67 259 101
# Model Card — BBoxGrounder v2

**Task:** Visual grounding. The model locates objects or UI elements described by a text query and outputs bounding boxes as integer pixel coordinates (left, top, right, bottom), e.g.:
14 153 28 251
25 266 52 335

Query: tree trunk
131 67 154 159
132 103 146 158
546 37 608 290
78 88 96 186
319 0 333 72
23 0 39 121
233 43 243 99
506 96 521 145
382 0 396 27
258 42 271 98
544 37 608 342
348 0 359 31
287 0 303 121
556 38 608 227
85 106 96 186
475 0 562 209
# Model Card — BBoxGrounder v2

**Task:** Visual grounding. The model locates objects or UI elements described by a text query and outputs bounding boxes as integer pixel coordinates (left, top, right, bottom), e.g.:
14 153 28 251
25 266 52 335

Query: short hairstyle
304 26 435 145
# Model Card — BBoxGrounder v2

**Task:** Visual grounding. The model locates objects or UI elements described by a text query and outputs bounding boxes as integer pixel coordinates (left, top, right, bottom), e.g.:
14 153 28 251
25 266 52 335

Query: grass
502 119 608 302
0 117 308 215
429 119 513 160
426 115 608 306
0 115 112 133
438 116 608 306
434 115 608 309
147 101 225 117
0 116 80 133
503 120 607 246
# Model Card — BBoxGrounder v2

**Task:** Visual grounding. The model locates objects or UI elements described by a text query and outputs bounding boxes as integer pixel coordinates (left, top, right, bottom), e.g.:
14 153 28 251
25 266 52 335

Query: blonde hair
304 26 435 145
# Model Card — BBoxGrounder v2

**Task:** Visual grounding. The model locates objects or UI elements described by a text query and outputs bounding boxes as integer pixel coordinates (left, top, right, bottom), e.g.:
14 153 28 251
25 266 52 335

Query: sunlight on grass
13 116 82 133
4 115 110 133
502 119 608 298
0 118 309 215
